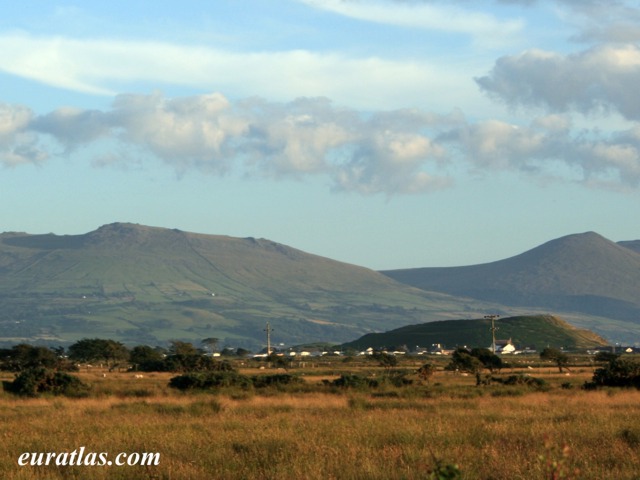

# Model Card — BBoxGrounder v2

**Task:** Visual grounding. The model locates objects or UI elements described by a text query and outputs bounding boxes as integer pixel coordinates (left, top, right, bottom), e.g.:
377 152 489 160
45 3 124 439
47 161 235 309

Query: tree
594 351 619 364
417 363 436 384
447 348 483 374
0 344 59 371
4 367 90 397
540 348 570 373
201 337 219 353
168 341 199 356
130 345 165 371
68 339 129 370
470 347 503 373
590 357 640 388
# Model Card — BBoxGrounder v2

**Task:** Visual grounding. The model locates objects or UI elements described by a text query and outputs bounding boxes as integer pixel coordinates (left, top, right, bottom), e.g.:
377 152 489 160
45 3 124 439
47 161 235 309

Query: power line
264 322 273 355
484 315 500 353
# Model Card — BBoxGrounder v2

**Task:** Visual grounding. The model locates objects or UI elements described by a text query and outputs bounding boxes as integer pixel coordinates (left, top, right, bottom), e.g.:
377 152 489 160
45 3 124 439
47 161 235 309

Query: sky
1 0 639 270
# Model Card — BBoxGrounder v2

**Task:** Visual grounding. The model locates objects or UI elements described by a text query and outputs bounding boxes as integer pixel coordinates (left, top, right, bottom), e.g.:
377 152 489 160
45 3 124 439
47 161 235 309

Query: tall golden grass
1 365 639 479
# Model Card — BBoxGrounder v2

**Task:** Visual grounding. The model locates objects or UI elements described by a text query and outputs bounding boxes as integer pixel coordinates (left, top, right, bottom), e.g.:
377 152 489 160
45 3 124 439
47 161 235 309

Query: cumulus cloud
15 92 454 194
0 103 48 166
4 90 640 192
476 44 640 120
444 115 640 188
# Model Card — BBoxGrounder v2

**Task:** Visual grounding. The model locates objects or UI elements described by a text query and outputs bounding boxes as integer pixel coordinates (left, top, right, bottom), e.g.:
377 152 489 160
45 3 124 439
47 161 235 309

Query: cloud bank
0 32 462 111
476 44 640 120
2 92 639 193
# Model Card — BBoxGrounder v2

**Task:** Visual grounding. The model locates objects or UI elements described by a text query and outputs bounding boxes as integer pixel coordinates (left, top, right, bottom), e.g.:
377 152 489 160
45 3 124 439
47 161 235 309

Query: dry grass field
1 360 640 479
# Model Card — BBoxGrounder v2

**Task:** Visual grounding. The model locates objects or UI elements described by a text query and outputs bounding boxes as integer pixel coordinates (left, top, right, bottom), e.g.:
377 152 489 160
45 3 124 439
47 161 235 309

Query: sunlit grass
1 365 639 479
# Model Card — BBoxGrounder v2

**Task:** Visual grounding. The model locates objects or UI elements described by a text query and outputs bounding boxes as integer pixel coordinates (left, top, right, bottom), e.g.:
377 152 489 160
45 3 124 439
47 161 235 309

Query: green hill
341 315 609 351
0 223 502 348
382 232 640 341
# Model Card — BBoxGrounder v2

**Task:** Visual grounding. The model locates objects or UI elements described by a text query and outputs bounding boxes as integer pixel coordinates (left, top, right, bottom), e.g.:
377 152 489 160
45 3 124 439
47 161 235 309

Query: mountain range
383 231 640 343
0 223 499 349
0 224 637 348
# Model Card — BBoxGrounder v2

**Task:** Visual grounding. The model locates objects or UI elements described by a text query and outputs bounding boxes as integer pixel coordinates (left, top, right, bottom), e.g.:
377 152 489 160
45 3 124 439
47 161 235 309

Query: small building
494 339 516 354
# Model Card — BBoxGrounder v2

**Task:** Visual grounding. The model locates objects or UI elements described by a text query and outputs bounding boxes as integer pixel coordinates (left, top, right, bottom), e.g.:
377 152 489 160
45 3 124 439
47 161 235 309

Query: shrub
590 357 640 388
3 367 90 397
168 371 252 390
160 355 235 373
331 374 379 389
251 374 303 388
492 374 547 390
383 372 413 387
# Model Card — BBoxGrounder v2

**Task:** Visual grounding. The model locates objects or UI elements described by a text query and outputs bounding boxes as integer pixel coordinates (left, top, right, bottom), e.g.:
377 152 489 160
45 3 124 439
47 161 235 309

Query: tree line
0 338 252 373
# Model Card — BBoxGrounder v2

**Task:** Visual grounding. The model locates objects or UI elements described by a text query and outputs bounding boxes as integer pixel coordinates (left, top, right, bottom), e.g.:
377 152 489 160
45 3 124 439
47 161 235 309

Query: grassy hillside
0 223 503 348
382 232 640 340
342 315 609 351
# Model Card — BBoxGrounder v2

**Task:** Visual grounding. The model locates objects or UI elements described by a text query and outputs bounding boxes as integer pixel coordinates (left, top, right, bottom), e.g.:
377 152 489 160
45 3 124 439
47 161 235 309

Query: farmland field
1 358 639 479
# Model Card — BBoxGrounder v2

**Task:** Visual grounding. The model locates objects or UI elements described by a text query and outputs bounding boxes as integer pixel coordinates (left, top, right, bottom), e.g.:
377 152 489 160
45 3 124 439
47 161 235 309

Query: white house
494 339 516 354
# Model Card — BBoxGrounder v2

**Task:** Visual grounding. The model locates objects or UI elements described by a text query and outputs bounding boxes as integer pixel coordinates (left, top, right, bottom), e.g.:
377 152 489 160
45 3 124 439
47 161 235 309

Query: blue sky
1 0 639 269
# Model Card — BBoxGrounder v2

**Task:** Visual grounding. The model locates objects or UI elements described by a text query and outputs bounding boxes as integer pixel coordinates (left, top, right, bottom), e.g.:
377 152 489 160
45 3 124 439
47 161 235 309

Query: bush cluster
491 374 547 389
587 357 640 389
3 367 90 397
329 372 413 389
168 372 303 391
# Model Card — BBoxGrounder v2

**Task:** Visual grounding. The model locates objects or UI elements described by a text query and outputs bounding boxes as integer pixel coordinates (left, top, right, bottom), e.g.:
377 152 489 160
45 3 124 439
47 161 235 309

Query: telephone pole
484 315 500 353
264 322 273 355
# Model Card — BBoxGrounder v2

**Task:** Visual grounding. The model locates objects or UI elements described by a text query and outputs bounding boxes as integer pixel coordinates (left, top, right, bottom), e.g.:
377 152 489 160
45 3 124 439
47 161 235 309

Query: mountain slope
341 315 609 351
619 240 640 255
0 223 500 348
382 232 640 332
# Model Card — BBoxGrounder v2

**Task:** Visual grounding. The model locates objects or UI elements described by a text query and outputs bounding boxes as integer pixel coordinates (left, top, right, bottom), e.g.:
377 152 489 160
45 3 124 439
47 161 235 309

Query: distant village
247 339 640 359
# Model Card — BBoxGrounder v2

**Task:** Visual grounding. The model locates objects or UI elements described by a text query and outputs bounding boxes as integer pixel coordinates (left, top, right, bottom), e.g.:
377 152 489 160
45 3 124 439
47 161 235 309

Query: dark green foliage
161 355 232 373
446 348 483 374
619 428 640 448
251 374 304 388
169 371 252 390
0 344 59 371
590 357 640 388
428 460 462 480
168 372 302 390
331 374 379 389
384 372 413 387
168 341 199 356
594 351 619 363
492 374 547 389
3 367 90 397
470 347 503 373
417 363 436 383
372 352 399 368
129 345 165 371
68 338 129 368
540 348 570 372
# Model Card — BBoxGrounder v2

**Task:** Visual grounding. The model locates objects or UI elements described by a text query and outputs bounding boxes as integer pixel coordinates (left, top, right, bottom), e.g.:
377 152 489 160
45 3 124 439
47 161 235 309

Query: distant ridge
0 223 501 348
341 315 609 351
382 232 640 333
619 240 640 255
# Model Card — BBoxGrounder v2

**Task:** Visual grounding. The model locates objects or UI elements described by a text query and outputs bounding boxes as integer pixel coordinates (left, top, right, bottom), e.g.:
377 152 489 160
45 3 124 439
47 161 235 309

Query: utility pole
485 315 500 353
264 322 273 355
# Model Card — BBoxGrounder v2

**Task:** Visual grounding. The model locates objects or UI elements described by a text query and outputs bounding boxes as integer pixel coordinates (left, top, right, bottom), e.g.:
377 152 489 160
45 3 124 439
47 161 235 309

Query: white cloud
445 116 640 188
24 92 452 194
5 91 640 192
0 32 466 111
299 0 524 48
0 103 48 166
476 44 640 120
